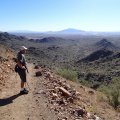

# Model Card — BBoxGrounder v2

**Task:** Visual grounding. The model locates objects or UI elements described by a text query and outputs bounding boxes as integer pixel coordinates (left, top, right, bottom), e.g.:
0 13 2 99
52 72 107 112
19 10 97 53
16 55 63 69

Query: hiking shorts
18 69 26 82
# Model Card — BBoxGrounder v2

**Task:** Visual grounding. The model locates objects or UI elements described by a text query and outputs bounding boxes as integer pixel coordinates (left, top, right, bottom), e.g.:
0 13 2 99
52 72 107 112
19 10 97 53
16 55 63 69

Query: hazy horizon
6 28 120 33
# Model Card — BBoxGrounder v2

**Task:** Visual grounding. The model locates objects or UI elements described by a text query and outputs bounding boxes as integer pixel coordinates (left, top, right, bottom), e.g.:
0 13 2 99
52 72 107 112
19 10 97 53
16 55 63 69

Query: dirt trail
0 64 58 120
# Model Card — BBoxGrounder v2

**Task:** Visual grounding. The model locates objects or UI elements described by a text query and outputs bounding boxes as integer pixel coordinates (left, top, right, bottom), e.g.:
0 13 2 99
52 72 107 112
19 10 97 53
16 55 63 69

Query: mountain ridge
8 28 120 36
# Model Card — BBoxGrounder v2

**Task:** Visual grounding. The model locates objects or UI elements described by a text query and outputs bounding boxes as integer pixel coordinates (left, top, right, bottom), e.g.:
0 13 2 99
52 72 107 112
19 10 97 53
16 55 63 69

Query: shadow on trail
0 93 21 106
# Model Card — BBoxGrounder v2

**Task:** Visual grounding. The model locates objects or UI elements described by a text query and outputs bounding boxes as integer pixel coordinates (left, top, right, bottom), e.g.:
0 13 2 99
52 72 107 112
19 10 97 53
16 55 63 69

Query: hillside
0 32 81 68
30 37 65 44
74 38 120 89
78 49 114 62
94 39 118 51
0 34 120 119
0 32 120 87
0 32 120 81
0 62 120 120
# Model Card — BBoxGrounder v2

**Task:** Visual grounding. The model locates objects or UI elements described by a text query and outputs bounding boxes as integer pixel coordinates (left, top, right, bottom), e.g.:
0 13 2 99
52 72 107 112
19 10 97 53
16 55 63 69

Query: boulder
58 87 71 97
34 65 39 69
73 108 87 117
45 71 53 80
35 71 42 77
88 90 94 94
52 93 58 100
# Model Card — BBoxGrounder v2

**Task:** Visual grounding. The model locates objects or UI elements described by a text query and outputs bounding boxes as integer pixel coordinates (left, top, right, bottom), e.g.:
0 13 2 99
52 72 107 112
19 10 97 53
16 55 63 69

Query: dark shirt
17 51 27 67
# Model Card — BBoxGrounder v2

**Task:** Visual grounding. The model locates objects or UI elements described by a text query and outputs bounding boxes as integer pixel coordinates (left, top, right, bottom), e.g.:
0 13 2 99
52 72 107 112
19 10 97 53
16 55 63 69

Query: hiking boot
24 88 29 93
20 89 29 95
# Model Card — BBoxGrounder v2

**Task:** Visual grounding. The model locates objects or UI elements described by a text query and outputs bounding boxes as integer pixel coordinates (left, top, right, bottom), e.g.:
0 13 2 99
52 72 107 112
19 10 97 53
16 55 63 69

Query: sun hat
20 46 28 51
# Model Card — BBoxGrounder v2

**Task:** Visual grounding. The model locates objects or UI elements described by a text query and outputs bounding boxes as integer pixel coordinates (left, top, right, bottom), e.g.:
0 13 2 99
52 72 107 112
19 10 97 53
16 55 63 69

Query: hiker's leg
21 81 28 91
18 69 27 90
18 70 28 94
21 81 25 88
21 70 29 93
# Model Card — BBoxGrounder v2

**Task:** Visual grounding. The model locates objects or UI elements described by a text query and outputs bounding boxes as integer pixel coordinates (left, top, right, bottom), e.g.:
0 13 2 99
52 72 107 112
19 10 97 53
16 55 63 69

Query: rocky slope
0 44 15 89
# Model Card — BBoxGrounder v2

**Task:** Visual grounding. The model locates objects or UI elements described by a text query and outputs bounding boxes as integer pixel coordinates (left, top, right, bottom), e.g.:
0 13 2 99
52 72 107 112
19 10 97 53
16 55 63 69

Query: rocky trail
0 63 120 120
0 64 58 120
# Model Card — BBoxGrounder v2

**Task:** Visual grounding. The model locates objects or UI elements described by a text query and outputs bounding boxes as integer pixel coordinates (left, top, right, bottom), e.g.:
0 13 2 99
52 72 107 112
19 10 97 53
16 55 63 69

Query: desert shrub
96 92 107 102
107 88 120 109
79 79 92 87
99 83 120 109
56 68 78 82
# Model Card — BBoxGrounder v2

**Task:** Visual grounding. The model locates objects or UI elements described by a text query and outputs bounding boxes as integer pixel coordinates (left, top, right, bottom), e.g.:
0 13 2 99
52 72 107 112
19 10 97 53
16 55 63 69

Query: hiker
16 46 29 94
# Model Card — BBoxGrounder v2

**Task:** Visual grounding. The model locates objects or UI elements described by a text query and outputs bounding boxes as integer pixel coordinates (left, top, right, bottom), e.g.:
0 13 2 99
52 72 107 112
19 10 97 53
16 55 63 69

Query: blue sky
0 0 120 32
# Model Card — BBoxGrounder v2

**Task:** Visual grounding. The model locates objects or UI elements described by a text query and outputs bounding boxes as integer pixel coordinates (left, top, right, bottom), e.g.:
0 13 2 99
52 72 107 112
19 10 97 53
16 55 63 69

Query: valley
0 32 120 119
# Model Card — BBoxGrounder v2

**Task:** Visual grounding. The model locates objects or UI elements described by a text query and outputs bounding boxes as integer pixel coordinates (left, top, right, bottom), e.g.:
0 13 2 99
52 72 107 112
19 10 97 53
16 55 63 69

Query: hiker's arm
24 62 29 72
25 66 29 73
17 53 26 69
17 61 26 69
24 56 29 73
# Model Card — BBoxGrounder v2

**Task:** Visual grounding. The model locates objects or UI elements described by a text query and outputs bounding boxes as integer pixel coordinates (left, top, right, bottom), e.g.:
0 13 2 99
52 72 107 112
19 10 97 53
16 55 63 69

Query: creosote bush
98 78 120 109
107 88 120 109
56 68 78 82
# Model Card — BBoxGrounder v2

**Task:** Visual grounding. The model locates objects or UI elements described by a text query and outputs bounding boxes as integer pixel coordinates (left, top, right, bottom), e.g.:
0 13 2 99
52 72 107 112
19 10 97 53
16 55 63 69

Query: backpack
13 57 19 72
15 64 19 72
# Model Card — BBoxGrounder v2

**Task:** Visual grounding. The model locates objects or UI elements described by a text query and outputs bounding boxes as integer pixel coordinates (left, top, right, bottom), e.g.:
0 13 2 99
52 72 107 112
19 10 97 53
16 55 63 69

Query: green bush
56 68 78 82
79 79 92 87
98 78 120 109
107 88 120 109
99 86 120 109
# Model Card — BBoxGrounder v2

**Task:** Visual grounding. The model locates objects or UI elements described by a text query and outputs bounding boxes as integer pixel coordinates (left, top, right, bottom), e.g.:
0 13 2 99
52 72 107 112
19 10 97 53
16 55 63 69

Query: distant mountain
94 39 117 50
0 32 30 50
8 28 120 36
78 49 114 62
8 28 86 35
57 28 86 34
8 28 92 36
37 37 63 43
29 37 65 43
0 32 27 42
95 39 115 47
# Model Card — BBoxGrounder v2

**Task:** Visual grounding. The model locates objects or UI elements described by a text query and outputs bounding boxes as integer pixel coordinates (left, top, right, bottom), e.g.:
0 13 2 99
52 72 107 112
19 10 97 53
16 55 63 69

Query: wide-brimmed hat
20 46 28 51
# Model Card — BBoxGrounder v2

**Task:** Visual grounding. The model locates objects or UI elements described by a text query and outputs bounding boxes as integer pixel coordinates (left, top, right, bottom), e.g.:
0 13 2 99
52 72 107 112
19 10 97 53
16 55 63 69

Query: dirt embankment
0 45 15 89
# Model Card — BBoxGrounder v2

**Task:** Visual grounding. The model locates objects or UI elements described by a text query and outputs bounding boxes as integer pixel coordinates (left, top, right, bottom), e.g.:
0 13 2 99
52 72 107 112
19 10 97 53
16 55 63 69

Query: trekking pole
15 73 17 78
26 68 31 91
26 81 31 90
